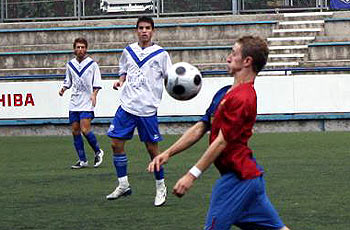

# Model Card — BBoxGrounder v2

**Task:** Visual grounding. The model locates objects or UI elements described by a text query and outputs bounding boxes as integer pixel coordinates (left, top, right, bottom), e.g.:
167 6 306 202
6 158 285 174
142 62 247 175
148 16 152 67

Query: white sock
156 179 165 189
118 176 129 188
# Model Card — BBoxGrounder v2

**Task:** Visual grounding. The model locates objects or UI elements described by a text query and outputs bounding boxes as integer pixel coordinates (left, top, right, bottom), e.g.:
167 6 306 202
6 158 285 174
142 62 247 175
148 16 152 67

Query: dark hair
236 36 269 73
73 37 88 49
136 16 154 29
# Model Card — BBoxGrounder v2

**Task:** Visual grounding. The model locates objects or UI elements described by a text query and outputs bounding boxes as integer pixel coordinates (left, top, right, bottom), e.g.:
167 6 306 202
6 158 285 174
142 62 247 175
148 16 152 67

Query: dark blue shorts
107 106 162 143
204 173 284 230
69 111 95 124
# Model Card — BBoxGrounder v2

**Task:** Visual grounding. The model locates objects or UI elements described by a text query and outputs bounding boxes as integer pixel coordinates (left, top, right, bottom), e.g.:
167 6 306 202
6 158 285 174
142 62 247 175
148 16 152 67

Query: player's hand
148 152 170 173
58 88 65 96
91 95 97 107
113 80 123 90
173 172 196 198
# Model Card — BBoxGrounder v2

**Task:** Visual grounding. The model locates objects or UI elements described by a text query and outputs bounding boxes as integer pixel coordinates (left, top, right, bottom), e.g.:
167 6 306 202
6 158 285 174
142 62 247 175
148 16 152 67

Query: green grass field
0 132 349 230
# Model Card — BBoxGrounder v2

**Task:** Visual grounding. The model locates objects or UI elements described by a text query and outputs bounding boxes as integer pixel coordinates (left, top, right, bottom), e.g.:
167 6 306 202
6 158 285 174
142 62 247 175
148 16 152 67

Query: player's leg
106 107 136 200
204 173 281 230
234 176 288 230
204 173 248 230
70 111 88 169
80 112 104 168
145 141 167 206
137 115 166 207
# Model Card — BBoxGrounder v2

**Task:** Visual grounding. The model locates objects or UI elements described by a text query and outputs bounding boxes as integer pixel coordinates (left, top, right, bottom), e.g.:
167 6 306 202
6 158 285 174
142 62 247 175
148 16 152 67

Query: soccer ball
164 62 202 100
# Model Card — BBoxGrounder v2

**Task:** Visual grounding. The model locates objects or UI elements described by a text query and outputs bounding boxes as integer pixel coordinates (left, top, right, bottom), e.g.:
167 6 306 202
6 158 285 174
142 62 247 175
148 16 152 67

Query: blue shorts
204 173 284 230
107 106 162 143
69 111 95 124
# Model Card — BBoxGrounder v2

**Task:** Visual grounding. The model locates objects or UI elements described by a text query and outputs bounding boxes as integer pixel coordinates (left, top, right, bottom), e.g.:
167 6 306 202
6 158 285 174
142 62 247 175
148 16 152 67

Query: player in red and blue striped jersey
149 36 290 230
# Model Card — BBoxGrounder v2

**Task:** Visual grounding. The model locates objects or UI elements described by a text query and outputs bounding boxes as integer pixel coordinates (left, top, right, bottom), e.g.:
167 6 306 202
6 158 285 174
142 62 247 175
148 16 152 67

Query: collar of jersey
68 58 95 77
126 45 164 68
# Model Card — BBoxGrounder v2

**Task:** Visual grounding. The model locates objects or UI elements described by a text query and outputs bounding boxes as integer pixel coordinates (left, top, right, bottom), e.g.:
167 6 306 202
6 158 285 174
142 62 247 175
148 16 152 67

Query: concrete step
308 43 350 61
0 47 237 69
268 36 315 42
265 61 299 68
269 49 307 54
268 45 308 54
0 14 282 30
282 12 333 21
268 36 315 46
0 66 302 78
268 40 311 46
0 20 274 47
269 53 304 58
268 56 304 62
0 67 66 76
0 63 229 76
273 28 322 33
315 35 350 42
272 28 323 37
302 59 350 67
0 39 238 52
0 44 310 70
278 20 325 29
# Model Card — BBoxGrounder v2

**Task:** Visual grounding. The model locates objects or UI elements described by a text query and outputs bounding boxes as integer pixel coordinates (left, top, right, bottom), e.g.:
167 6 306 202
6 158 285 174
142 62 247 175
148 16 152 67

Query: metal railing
0 0 330 22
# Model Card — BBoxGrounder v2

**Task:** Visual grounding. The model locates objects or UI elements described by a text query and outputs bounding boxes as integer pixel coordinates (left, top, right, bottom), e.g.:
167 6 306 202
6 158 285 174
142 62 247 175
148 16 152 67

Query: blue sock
84 131 100 153
113 154 128 178
154 166 164 180
73 134 86 162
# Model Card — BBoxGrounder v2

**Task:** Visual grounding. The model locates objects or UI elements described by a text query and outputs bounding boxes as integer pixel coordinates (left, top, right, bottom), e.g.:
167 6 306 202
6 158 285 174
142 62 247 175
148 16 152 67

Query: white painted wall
1 75 349 119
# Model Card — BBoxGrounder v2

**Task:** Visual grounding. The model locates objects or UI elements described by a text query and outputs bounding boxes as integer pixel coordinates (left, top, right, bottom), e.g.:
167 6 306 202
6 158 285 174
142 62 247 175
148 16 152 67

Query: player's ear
244 56 253 68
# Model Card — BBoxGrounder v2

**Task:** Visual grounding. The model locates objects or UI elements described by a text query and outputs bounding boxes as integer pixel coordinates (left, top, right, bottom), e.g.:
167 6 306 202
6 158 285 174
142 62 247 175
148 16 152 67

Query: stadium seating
2 11 350 78
0 14 278 77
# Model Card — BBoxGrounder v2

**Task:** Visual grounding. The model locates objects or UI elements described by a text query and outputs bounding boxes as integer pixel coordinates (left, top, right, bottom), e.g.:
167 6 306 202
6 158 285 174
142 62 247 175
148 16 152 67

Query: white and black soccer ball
164 62 202 101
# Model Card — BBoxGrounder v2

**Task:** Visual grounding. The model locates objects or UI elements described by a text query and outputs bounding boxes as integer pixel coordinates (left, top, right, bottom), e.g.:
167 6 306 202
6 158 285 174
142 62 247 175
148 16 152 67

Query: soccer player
148 36 290 229
106 16 172 207
59 37 104 169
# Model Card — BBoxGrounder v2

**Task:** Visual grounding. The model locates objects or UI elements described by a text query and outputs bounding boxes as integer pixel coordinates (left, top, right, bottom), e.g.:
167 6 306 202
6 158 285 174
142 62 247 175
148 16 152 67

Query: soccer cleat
94 149 104 168
106 186 132 200
154 185 167 207
71 160 88 169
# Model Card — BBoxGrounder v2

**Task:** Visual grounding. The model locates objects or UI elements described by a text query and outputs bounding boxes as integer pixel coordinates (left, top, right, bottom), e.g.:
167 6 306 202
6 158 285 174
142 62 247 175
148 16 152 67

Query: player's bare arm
91 88 99 107
173 129 227 197
113 74 126 90
59 87 67 96
148 121 207 173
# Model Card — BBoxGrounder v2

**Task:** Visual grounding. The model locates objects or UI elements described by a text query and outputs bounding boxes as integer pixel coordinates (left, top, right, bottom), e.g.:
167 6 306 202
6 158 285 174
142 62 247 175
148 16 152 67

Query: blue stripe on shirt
68 60 95 77
126 45 165 68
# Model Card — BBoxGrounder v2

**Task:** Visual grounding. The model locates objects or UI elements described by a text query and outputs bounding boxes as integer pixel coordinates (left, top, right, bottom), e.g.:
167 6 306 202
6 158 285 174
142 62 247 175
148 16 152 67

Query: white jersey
63 56 102 111
119 42 172 116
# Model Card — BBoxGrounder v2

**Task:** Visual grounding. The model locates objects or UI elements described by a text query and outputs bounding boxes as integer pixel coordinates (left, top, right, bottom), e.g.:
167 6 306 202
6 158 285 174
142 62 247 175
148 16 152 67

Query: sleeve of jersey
200 100 215 131
161 51 172 78
220 97 247 143
92 63 102 89
63 64 72 89
119 50 128 76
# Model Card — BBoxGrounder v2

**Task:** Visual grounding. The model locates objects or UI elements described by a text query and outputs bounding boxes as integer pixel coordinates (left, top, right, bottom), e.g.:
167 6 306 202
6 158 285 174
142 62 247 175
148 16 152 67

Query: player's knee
81 128 90 135
72 130 81 136
111 142 124 154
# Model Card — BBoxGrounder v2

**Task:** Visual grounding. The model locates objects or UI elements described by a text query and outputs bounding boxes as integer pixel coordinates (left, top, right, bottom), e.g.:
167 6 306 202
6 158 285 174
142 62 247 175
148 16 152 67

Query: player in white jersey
106 16 172 207
59 38 104 169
